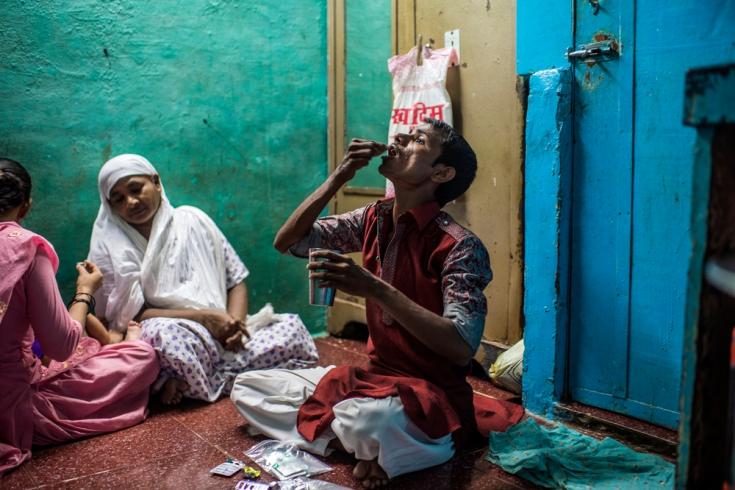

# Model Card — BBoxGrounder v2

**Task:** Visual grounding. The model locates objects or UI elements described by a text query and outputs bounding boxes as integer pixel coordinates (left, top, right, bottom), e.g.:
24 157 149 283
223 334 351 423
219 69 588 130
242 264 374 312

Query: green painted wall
0 1 328 333
344 0 393 189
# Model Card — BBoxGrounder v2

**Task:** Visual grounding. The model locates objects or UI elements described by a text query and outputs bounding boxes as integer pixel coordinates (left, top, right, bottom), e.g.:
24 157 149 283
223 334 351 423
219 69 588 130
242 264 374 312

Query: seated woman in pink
0 158 159 476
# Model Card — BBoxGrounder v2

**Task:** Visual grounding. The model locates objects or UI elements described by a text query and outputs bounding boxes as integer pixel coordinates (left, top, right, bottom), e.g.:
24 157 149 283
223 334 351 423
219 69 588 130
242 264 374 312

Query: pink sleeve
26 251 81 361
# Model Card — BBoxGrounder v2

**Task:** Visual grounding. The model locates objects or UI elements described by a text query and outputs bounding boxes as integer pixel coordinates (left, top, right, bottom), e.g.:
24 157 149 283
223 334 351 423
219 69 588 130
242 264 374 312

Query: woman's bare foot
353 459 389 488
160 378 189 405
124 321 143 341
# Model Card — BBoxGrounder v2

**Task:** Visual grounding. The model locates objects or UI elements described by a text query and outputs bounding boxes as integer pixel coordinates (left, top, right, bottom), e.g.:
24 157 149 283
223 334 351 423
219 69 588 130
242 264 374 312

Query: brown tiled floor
1 337 536 490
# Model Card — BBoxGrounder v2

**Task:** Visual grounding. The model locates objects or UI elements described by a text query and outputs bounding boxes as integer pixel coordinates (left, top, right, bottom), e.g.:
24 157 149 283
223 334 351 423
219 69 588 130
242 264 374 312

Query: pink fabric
32 339 158 446
0 222 58 324
0 222 159 476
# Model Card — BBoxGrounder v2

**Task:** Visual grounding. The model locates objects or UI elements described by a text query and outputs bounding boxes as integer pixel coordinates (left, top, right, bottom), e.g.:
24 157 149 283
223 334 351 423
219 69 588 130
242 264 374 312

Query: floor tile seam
4 474 39 490
317 338 365 351
320 342 371 361
27 419 220 488
210 442 251 460
468 446 539 488
472 389 518 402
470 466 536 490
170 413 226 452
24 448 209 489
486 472 534 488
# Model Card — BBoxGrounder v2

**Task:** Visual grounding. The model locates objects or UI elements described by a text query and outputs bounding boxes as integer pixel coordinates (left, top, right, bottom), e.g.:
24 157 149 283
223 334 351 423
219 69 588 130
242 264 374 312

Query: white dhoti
230 366 455 478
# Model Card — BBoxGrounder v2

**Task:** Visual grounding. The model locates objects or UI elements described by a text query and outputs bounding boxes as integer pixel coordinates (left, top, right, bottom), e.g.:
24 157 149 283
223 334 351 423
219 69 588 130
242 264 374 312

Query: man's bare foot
160 378 189 405
124 321 143 341
353 459 389 488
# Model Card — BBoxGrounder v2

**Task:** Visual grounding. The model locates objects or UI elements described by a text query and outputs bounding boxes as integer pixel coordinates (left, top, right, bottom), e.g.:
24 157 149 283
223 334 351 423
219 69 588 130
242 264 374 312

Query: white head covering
89 154 227 330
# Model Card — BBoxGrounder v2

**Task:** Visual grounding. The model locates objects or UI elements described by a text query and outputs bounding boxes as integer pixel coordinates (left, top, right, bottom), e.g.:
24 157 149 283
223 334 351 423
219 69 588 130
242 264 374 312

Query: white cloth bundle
89 154 228 331
245 303 284 337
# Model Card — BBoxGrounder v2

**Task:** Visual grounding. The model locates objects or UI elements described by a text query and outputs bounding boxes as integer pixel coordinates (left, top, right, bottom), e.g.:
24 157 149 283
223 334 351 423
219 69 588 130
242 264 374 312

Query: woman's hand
75 260 103 295
223 321 249 352
198 309 246 350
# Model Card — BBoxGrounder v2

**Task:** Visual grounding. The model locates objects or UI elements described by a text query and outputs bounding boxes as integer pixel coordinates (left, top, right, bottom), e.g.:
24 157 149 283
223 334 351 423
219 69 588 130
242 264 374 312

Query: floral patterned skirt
141 313 318 402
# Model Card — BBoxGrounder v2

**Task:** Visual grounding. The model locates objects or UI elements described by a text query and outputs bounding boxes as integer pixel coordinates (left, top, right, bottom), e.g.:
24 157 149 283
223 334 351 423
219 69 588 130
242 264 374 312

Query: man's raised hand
335 139 388 182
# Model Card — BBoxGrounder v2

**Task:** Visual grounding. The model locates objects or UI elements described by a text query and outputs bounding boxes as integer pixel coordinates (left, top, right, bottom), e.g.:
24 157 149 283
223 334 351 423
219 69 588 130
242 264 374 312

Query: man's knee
231 368 319 408
230 370 271 403
332 397 404 441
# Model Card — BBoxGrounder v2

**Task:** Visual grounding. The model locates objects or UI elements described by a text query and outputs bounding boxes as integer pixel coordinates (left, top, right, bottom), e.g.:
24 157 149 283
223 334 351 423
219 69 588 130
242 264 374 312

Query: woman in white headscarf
89 154 318 405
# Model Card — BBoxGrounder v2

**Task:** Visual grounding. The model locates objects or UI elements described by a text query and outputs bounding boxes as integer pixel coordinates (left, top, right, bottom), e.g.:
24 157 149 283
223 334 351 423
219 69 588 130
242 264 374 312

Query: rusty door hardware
566 39 619 62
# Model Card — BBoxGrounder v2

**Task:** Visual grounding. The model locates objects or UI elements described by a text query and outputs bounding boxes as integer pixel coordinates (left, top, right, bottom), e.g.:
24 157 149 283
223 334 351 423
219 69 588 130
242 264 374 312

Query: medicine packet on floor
244 440 332 481
234 476 351 490
276 477 353 490
235 481 272 490
210 459 244 477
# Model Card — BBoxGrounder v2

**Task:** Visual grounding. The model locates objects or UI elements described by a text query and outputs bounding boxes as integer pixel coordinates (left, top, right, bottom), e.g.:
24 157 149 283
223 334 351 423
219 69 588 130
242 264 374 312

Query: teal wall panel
344 0 392 188
0 1 328 333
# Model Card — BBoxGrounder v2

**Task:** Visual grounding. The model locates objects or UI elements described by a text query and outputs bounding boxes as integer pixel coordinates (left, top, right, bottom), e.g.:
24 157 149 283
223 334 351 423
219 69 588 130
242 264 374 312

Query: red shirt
291 199 522 442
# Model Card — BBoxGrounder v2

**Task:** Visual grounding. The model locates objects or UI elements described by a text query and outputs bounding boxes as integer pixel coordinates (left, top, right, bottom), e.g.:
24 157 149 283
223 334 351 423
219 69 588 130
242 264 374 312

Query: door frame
678 64 735 488
325 0 397 334
515 0 575 418
517 0 707 428
326 0 403 180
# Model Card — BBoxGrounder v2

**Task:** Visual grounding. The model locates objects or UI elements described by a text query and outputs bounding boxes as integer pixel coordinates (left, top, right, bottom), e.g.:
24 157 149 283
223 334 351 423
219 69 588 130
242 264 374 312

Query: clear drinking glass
309 248 336 306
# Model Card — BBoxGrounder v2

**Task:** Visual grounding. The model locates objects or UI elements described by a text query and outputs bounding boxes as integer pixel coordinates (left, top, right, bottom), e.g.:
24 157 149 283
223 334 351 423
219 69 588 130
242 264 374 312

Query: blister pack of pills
244 440 332 481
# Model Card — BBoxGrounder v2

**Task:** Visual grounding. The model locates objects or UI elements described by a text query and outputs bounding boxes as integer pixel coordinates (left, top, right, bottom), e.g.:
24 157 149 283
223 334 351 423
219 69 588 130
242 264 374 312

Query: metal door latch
566 40 619 62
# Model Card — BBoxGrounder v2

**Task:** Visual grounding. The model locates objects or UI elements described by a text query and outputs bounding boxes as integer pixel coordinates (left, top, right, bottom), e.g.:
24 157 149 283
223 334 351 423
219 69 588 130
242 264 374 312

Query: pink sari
0 222 159 476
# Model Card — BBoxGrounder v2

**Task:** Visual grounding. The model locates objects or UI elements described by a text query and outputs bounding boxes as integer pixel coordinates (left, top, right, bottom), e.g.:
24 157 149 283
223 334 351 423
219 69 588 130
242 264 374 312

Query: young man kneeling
230 118 522 488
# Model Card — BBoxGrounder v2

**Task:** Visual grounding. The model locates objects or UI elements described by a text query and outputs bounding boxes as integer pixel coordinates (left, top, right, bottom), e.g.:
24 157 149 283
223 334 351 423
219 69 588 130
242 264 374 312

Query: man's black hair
0 158 32 214
425 118 477 207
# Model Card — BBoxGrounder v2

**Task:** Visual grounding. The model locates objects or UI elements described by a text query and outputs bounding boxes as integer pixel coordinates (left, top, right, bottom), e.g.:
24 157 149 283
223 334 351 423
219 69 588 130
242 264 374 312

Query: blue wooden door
568 1 735 429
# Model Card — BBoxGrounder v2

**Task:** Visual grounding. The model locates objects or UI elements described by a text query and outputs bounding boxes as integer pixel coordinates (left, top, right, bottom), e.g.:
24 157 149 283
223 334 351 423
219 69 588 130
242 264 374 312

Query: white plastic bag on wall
386 46 458 197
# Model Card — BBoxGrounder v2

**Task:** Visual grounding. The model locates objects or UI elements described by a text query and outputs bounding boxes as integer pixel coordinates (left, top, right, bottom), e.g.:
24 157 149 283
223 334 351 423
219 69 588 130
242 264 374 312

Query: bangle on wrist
68 292 96 315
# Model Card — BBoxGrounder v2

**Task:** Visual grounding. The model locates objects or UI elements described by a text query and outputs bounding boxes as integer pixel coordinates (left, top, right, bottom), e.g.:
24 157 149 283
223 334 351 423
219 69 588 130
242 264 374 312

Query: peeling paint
582 68 604 90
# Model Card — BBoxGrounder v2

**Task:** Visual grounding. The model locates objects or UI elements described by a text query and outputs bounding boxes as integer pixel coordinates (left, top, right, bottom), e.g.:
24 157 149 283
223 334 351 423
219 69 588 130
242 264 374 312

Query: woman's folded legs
142 313 318 404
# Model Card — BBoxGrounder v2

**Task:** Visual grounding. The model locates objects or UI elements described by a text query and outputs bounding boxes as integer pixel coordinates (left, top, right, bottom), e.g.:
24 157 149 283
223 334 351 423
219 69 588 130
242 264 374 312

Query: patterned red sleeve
287 205 371 258
441 235 493 352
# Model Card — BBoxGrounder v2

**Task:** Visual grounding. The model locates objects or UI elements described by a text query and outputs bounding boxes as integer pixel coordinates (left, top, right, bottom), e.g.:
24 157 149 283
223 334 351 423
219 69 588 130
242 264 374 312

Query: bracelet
68 292 96 314
74 291 94 301
75 292 96 308
69 298 93 313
